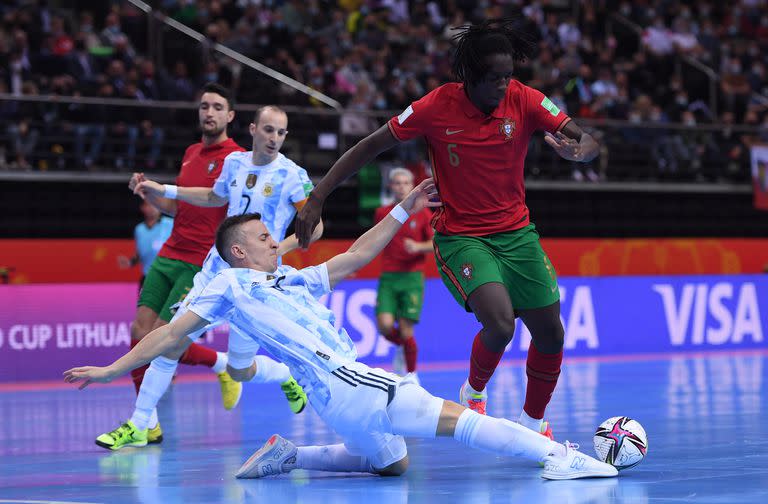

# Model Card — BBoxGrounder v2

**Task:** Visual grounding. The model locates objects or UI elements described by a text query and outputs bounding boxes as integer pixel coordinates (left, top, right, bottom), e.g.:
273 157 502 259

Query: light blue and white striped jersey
188 264 357 407
135 216 173 276
198 151 313 284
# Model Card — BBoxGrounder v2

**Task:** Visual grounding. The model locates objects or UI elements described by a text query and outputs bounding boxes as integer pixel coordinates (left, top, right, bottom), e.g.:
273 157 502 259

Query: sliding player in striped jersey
66 179 616 481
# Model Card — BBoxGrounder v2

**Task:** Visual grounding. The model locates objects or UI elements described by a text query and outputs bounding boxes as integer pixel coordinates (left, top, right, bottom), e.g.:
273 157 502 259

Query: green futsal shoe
280 377 307 414
95 420 148 450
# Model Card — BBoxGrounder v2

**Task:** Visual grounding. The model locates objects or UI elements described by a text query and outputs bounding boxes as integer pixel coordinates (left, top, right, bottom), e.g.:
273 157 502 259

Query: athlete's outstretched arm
278 219 324 256
63 311 209 389
326 179 439 287
544 121 600 163
129 172 177 216
296 124 400 248
134 179 228 207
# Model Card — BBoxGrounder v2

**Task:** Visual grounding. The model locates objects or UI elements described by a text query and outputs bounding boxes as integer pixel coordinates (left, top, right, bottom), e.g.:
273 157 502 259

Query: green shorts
433 224 559 313
138 256 201 322
375 271 425 322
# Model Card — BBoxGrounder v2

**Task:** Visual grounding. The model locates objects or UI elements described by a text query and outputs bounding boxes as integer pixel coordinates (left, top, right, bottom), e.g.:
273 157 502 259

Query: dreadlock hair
451 17 536 86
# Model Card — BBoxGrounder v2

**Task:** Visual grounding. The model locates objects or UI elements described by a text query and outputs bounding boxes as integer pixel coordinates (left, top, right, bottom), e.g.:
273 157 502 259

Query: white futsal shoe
541 441 618 480
236 434 297 479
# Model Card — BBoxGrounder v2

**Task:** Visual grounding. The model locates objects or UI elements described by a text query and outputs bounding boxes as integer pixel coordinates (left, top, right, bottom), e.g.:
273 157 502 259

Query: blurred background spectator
0 0 766 182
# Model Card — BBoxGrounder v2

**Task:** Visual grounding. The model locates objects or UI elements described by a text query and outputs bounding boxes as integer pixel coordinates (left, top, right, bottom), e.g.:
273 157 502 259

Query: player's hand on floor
544 131 583 161
63 366 116 390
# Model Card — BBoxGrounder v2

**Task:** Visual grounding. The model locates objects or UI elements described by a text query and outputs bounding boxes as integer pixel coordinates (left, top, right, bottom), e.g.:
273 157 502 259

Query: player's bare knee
533 320 565 354
376 456 409 476
130 319 150 341
483 316 516 350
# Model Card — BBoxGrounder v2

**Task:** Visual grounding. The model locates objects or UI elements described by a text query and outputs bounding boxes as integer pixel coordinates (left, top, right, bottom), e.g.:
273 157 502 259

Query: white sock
130 356 177 430
465 379 484 395
211 352 227 373
296 444 375 473
518 410 543 432
453 409 560 462
249 355 291 384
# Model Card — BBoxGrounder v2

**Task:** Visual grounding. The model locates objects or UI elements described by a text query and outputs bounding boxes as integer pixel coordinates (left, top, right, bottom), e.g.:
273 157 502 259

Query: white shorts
174 275 260 354
317 362 444 469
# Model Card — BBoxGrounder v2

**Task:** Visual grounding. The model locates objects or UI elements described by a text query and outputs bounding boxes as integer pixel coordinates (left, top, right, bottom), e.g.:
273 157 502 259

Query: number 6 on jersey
447 143 460 167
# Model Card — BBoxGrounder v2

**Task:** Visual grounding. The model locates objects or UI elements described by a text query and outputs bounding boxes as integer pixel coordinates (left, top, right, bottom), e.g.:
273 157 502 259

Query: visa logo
653 283 764 345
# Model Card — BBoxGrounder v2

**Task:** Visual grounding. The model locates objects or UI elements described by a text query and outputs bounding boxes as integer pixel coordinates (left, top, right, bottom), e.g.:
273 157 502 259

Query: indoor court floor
1 351 766 504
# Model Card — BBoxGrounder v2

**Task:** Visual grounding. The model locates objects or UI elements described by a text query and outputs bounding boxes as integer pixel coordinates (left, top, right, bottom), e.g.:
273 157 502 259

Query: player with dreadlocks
296 19 599 437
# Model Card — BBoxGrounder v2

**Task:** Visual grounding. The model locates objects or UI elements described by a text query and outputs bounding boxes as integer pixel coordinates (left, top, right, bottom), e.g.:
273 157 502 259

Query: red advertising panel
1 238 766 283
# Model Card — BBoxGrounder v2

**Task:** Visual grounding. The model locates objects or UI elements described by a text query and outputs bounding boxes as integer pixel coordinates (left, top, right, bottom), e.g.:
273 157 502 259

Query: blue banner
324 275 767 367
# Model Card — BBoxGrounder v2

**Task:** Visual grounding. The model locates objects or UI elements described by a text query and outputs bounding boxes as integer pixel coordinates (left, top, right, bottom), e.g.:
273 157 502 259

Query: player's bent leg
131 305 159 342
397 318 418 378
517 301 564 437
129 305 160 393
437 401 617 480
374 455 409 477
459 283 516 413
236 435 407 478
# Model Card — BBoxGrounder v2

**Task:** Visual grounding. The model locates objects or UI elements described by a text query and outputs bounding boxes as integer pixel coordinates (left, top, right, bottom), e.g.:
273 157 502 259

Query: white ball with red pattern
593 416 648 470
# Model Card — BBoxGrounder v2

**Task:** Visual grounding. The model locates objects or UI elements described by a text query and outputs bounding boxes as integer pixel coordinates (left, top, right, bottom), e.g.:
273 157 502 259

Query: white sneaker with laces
541 441 618 480
459 379 488 415
236 434 297 479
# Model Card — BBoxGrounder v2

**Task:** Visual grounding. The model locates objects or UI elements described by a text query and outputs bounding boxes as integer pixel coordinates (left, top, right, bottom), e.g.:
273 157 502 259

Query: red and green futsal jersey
387 81 570 236
374 204 434 272
158 138 244 266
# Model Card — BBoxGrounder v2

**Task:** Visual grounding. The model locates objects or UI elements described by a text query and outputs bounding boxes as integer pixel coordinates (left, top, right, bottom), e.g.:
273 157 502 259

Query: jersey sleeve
288 167 314 205
387 88 441 142
187 273 235 324
211 153 238 198
297 263 332 299
524 86 571 133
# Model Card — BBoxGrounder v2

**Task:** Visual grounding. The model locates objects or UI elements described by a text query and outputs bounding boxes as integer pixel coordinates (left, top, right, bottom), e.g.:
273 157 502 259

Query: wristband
163 184 178 199
389 204 409 224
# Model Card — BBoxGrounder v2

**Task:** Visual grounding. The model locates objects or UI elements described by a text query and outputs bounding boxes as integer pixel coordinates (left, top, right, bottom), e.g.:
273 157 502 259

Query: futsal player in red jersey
374 168 434 380
297 19 599 438
101 83 244 447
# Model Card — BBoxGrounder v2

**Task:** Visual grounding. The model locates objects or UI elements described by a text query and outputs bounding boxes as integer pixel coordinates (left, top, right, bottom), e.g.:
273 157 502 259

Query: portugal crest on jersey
499 118 515 140
208 161 216 173
460 263 473 280
246 173 257 189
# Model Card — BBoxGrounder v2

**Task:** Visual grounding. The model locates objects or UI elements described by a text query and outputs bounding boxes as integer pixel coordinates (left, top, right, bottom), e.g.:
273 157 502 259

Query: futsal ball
593 416 648 470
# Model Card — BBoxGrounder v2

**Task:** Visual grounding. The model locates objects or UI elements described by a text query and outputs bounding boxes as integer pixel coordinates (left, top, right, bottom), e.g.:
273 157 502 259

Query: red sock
403 337 418 373
382 327 403 346
179 342 218 368
468 331 505 392
129 339 148 394
523 343 563 419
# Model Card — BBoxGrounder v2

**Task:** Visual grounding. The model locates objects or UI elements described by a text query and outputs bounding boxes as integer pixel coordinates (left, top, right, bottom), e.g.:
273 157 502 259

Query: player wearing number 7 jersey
94 106 323 450
296 19 600 437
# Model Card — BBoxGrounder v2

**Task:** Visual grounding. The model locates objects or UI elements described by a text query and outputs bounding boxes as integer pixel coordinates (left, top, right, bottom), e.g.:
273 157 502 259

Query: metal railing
126 0 342 112
0 94 761 186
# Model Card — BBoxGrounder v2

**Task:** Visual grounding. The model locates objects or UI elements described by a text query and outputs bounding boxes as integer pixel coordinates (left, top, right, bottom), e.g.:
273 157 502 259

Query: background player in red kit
374 168 434 380
108 83 244 446
297 19 599 438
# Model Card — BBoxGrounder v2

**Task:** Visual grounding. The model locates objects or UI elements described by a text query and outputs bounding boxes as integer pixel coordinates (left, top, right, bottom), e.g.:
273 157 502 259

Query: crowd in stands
1 0 767 182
